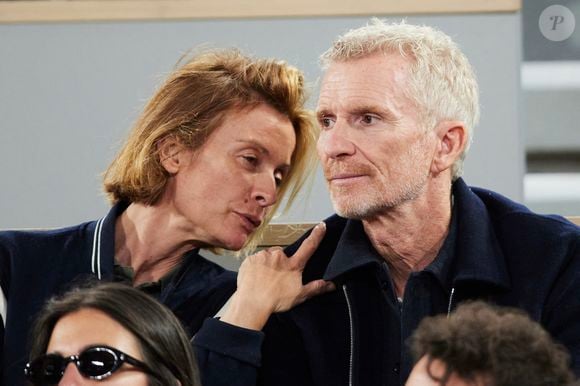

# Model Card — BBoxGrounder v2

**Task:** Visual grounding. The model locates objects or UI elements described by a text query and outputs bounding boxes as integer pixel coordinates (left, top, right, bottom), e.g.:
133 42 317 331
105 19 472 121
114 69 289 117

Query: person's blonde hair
103 49 317 251
321 19 480 180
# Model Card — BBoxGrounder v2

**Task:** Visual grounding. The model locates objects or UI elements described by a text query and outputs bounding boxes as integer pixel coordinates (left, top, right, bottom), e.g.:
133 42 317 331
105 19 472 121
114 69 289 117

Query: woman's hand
219 222 335 330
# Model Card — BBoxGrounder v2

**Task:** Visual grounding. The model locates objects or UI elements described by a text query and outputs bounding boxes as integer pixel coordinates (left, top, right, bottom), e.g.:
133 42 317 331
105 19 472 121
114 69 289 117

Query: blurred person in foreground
25 282 200 386
407 301 576 386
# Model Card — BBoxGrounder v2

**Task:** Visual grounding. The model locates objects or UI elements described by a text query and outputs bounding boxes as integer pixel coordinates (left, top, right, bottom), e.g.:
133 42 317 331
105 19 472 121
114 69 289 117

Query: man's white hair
320 19 480 180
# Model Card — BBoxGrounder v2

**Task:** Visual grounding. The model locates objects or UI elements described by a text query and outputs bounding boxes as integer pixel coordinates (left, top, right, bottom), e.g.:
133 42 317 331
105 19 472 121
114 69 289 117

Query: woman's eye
242 155 258 165
274 173 283 187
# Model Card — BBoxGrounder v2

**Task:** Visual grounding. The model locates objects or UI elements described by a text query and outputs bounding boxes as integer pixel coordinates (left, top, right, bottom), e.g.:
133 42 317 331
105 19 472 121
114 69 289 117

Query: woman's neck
114 202 199 286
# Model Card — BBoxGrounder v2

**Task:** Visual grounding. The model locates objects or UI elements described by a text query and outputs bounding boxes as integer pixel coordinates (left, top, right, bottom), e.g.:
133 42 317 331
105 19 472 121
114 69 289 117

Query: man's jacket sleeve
193 318 264 386
257 313 313 386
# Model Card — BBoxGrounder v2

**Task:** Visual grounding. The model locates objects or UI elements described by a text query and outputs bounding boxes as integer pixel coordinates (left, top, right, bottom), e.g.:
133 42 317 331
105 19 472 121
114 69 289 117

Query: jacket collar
321 178 511 291
449 178 510 290
322 219 382 281
90 201 128 280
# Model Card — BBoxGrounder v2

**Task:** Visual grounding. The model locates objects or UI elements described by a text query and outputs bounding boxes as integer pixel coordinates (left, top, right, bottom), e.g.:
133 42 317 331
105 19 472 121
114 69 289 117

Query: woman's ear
157 136 185 174
430 121 467 175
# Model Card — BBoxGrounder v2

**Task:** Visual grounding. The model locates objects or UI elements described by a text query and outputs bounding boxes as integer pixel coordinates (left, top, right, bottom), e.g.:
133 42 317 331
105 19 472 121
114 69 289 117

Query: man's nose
317 123 356 159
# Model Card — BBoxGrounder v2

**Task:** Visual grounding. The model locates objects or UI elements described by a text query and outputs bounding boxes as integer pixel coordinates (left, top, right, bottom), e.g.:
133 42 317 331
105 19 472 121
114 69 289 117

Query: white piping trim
91 217 105 280
96 218 104 280
0 285 6 327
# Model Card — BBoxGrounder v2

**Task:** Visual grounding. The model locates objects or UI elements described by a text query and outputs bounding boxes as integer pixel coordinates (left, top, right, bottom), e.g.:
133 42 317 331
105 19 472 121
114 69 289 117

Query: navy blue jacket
0 202 236 385
194 179 580 386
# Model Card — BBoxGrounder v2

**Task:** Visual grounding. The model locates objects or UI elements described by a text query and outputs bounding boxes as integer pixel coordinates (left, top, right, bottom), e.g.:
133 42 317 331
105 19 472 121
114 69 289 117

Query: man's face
316 53 437 219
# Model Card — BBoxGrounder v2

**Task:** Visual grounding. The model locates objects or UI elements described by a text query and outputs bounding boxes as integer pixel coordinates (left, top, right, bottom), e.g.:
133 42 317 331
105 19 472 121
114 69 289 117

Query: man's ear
157 136 186 174
431 121 467 175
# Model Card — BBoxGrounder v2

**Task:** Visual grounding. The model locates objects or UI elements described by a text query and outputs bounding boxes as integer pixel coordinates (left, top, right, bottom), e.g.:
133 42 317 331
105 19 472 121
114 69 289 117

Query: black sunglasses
25 345 153 385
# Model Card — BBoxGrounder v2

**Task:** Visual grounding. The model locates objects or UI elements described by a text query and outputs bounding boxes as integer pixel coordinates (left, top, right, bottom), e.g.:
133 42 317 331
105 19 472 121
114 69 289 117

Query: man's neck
114 202 199 286
362 178 453 298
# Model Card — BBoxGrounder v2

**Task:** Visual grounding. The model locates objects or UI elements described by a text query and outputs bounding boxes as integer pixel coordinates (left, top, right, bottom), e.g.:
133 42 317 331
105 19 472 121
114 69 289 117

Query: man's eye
319 117 335 128
362 114 379 124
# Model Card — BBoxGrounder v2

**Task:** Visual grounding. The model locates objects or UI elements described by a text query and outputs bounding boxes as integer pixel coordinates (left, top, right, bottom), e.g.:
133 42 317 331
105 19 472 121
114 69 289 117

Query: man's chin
332 199 372 220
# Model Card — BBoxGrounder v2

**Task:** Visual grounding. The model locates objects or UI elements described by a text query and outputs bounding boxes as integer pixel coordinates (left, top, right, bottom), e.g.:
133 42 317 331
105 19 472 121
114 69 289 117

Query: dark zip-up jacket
0 202 236 385
194 178 580 386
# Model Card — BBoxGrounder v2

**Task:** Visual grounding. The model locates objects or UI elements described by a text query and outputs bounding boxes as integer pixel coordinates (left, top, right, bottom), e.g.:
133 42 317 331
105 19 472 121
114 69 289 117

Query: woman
0 49 331 385
25 282 199 386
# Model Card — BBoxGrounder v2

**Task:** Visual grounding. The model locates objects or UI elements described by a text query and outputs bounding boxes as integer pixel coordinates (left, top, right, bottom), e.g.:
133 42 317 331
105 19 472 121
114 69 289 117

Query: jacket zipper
447 287 456 317
342 284 354 386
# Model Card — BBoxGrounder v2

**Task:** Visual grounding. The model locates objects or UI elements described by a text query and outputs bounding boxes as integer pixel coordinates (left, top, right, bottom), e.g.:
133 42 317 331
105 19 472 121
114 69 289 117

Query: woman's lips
235 212 262 232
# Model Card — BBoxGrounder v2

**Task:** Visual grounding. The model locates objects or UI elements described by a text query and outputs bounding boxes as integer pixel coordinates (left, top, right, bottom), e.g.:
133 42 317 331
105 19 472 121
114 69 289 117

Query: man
406 301 576 386
193 20 580 386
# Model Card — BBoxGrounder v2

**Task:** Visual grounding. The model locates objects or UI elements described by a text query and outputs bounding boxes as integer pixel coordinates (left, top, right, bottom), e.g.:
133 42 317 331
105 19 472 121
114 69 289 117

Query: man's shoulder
470 185 580 240
466 185 580 288
284 214 348 252
284 214 348 281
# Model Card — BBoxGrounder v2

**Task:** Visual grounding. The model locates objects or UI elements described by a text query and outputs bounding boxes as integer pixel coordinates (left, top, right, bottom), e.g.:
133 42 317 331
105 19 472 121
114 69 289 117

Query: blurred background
522 0 580 215
0 0 578 241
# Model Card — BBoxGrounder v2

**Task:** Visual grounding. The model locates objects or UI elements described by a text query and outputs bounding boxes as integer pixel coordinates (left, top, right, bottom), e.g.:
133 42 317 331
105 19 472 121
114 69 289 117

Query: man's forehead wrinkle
324 56 409 82
318 80 392 102
316 59 416 126
318 84 403 118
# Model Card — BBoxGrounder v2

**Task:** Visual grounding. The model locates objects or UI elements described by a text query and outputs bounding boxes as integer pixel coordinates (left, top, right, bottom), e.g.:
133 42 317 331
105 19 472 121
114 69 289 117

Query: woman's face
46 308 149 386
161 103 297 250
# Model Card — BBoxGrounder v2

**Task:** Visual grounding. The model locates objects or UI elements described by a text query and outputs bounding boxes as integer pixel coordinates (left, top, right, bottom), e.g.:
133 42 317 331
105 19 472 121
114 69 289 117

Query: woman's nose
252 174 277 207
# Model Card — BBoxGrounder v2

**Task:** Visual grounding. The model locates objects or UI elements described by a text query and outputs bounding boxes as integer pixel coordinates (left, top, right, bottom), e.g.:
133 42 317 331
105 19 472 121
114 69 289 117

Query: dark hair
28 282 199 386
409 301 576 386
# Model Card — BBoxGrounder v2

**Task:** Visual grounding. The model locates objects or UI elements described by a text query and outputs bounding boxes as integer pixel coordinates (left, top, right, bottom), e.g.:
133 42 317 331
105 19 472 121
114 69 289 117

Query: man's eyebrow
316 109 332 120
315 105 401 124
